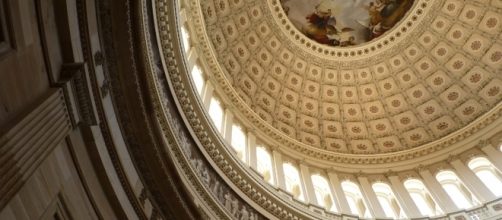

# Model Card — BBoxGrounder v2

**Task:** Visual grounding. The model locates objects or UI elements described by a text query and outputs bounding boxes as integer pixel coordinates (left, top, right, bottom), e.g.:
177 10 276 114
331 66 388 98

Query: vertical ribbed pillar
272 150 286 190
247 132 257 170
327 172 350 213
450 159 497 202
388 175 422 218
419 169 457 213
299 164 316 205
357 176 385 218
481 144 502 173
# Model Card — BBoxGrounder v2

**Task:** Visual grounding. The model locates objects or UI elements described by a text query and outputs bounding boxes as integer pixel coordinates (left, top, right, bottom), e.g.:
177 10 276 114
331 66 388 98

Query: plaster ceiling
198 0 502 155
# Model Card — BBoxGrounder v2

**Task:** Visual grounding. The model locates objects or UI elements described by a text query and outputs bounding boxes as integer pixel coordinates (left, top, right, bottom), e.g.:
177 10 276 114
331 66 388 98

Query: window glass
311 174 336 211
341 181 370 218
443 183 472 209
373 183 399 218
231 124 246 162
377 196 395 218
410 193 433 216
283 163 304 201
191 65 204 94
468 157 502 197
256 146 274 184
180 26 190 53
404 179 439 216
436 171 474 210
208 98 224 132
475 170 502 196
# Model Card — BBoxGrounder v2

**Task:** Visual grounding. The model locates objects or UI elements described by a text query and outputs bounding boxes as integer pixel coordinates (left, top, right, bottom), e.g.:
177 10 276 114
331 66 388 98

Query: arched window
190 64 204 94
311 174 336 211
372 182 405 219
468 157 502 197
341 181 371 218
404 179 442 216
256 146 274 184
180 26 190 53
283 163 304 201
436 171 478 210
230 124 246 162
208 97 224 132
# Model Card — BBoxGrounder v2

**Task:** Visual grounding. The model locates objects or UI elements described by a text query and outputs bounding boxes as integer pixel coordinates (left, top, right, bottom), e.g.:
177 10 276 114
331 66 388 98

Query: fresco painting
280 0 414 47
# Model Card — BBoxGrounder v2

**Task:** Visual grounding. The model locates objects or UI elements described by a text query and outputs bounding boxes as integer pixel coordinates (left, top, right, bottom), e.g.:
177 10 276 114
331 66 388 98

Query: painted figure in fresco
305 6 338 45
281 0 414 46
367 0 413 40
304 3 359 46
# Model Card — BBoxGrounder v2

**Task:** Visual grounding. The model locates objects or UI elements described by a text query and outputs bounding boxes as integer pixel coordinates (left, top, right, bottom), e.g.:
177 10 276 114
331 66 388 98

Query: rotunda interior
0 0 501 219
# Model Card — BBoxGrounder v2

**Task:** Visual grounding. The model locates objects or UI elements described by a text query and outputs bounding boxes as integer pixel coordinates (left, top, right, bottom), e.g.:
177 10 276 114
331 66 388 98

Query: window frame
282 162 305 201
404 179 441 216
468 157 502 197
255 145 275 185
436 170 478 210
311 174 336 211
208 97 225 132
341 181 371 218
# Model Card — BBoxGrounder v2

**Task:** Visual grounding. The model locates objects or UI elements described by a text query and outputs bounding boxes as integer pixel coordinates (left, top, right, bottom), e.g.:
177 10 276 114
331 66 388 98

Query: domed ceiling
196 0 502 157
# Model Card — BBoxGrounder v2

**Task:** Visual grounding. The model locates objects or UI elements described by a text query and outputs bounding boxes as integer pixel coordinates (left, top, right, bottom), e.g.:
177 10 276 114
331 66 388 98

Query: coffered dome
192 0 502 159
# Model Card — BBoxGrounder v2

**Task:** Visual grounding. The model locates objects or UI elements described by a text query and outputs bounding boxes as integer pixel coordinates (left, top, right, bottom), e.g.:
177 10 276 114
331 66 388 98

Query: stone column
272 150 286 190
418 169 457 213
481 144 502 173
357 176 386 218
450 159 497 202
299 164 316 205
327 172 351 214
387 175 422 218
247 132 257 170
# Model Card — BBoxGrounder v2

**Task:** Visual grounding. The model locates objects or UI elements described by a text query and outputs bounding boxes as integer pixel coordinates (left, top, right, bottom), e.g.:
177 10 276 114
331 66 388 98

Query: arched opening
230 123 247 162
341 181 371 218
256 146 275 184
436 170 478 210
372 182 406 219
283 163 304 201
404 179 442 216
180 25 191 53
311 174 336 211
190 64 205 95
208 97 224 132
468 157 502 197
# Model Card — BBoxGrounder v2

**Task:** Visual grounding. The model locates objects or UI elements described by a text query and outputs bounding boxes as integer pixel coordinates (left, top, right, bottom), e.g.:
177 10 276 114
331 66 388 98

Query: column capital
446 154 460 163
384 169 398 178
476 139 489 148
